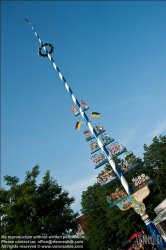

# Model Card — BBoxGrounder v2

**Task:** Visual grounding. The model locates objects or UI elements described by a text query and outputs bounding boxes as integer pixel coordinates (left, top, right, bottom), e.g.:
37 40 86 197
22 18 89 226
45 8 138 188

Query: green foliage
81 135 166 250
143 135 166 215
0 165 79 237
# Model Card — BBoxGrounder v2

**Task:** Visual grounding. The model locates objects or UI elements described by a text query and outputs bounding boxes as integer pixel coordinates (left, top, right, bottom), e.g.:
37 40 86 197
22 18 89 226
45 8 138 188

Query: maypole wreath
38 43 54 57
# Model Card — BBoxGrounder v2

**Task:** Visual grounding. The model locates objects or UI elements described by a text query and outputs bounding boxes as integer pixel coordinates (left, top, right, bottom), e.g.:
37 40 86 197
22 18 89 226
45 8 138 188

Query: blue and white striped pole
25 18 132 196
25 19 166 250
141 214 166 249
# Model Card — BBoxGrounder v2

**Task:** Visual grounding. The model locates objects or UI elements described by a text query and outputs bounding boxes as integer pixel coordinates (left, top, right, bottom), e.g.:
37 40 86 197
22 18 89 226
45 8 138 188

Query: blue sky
1 1 166 214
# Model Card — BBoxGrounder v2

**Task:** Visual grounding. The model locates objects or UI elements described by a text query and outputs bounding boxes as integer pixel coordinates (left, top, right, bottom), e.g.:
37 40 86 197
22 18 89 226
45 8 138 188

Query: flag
75 121 83 130
91 112 100 118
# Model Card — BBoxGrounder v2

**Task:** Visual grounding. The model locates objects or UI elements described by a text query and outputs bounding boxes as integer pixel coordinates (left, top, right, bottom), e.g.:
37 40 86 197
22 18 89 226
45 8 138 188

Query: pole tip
24 18 29 23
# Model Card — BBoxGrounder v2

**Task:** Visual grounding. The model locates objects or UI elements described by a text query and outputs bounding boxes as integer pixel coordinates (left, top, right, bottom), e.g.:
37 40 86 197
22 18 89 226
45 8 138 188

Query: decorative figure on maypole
80 100 88 110
71 106 79 116
24 18 166 250
83 130 94 141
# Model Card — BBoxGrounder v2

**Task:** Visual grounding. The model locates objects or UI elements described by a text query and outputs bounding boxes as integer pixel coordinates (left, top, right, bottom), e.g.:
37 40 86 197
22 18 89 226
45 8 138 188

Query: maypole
25 19 166 250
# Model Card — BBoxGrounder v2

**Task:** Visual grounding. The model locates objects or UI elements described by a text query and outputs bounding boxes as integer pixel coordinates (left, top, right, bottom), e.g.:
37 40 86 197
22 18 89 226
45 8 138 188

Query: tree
142 135 166 215
81 181 145 250
80 135 166 250
81 184 113 250
0 165 79 237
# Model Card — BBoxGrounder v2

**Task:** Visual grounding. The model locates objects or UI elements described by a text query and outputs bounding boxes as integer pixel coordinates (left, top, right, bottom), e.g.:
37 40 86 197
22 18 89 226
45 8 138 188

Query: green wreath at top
38 43 54 57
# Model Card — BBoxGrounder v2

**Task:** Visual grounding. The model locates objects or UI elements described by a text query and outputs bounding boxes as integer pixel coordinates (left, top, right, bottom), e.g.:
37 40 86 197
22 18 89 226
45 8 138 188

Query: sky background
1 1 166 214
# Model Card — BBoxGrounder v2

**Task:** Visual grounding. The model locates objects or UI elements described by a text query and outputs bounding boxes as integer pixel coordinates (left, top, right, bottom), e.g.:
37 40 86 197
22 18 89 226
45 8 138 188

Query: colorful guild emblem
107 189 128 206
101 133 114 145
71 106 79 116
83 130 94 141
131 174 153 191
80 100 89 110
118 155 140 173
89 140 99 153
94 123 105 134
107 142 126 158
116 197 146 214
116 186 150 214
91 153 108 169
107 184 150 213
97 169 116 186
